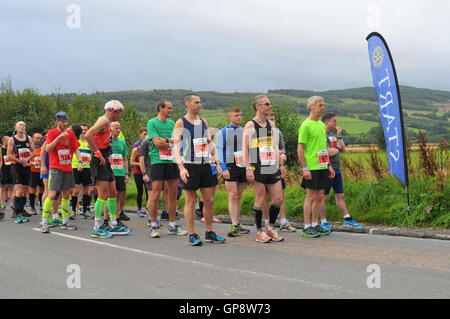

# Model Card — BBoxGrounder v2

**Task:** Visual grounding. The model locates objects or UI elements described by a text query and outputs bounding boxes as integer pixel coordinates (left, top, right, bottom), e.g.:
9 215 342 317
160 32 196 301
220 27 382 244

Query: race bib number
58 149 71 165
109 154 124 170
3 155 11 166
159 147 173 161
31 156 41 169
259 146 276 166
234 151 245 168
328 136 338 148
193 137 209 158
81 153 91 163
18 148 31 160
318 150 329 168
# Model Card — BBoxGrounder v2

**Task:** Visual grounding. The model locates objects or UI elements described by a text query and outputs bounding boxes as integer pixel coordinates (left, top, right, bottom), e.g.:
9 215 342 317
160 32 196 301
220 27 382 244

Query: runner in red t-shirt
40 112 82 233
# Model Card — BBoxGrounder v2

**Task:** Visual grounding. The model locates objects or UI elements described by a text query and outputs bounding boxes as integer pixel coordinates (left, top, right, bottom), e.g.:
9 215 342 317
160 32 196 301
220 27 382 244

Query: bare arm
85 117 108 153
46 132 68 153
130 148 140 167
7 138 20 163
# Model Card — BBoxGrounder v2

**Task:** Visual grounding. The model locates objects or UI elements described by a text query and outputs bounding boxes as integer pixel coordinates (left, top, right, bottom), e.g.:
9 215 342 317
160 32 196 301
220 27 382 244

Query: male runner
28 133 44 215
319 112 364 231
173 94 225 246
146 99 187 238
40 112 81 233
216 107 250 237
7 121 35 223
71 124 94 219
1 136 15 215
297 96 335 238
243 95 285 243
85 100 129 238
106 121 131 229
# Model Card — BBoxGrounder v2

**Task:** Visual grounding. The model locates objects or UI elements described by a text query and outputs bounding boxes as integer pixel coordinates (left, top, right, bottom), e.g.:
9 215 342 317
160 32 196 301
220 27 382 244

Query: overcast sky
1 0 450 94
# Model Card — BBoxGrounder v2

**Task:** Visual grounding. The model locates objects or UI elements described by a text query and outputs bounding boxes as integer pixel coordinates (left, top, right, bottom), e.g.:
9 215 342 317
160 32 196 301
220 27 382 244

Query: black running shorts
182 164 216 191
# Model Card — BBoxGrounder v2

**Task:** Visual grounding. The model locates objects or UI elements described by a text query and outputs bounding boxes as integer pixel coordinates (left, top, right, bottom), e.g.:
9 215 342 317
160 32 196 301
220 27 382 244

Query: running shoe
116 220 132 233
40 223 50 233
343 219 365 229
256 231 272 243
212 216 222 223
30 208 37 215
265 228 284 242
61 223 78 230
69 213 76 220
237 224 250 234
1 204 6 210
301 226 321 238
314 224 331 236
81 211 94 219
205 231 225 243
91 227 113 239
188 233 202 246
21 210 32 217
109 225 131 236
150 227 160 238
14 214 29 224
137 209 146 218
0 212 5 221
118 211 130 221
160 211 169 220
147 220 161 228
168 225 188 236
227 225 240 237
77 207 84 215
52 217 64 226
321 222 333 233
279 222 297 232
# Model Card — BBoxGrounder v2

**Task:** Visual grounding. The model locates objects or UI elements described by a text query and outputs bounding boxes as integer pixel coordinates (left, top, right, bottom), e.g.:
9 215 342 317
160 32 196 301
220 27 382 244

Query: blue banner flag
366 32 408 185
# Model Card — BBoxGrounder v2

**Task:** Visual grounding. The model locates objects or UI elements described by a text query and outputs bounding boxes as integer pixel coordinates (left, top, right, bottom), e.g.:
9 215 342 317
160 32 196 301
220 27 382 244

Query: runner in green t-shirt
109 121 130 224
297 96 335 238
146 99 187 238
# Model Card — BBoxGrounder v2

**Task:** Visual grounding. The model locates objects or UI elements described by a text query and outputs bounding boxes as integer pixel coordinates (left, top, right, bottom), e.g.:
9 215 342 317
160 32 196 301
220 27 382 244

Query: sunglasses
258 102 271 107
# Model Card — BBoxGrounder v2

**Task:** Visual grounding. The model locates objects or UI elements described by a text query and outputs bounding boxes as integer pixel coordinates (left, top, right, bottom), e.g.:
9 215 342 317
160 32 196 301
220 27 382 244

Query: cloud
1 0 450 93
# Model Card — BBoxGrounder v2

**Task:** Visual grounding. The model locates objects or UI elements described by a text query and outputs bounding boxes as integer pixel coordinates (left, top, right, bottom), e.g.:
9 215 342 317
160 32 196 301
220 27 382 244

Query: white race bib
259 146 276 166
234 151 245 168
3 155 11 166
318 149 329 168
109 154 124 170
193 137 209 158
159 147 173 161
31 156 41 169
58 149 71 165
18 148 31 160
81 153 91 163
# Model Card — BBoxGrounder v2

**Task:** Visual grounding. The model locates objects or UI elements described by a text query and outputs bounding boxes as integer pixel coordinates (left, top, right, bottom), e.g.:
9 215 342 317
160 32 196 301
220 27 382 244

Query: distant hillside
53 86 450 141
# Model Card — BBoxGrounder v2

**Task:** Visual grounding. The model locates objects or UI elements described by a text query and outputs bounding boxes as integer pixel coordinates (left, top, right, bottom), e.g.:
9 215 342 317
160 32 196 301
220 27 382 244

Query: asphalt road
0 210 449 299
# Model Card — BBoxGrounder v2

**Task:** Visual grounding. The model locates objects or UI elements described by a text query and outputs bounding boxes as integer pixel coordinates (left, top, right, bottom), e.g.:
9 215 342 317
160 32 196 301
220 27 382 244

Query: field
200 109 379 135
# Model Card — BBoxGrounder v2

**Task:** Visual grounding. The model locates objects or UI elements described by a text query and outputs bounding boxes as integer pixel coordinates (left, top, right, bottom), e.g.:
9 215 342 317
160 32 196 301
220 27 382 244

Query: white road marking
32 228 362 295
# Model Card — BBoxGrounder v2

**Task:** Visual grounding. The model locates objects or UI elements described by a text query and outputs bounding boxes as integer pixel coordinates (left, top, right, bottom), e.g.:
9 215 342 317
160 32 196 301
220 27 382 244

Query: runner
173 94 225 246
146 99 187 238
28 133 44 215
104 121 131 232
319 112 364 231
39 137 61 227
265 112 296 232
71 124 94 219
1 136 15 217
85 100 129 238
243 95 286 243
216 107 250 237
7 121 35 223
40 112 82 233
297 96 335 238
131 128 148 217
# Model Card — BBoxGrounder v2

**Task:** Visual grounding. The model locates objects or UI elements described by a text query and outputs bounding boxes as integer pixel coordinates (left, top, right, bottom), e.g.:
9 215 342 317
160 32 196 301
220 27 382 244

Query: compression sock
107 198 117 226
82 194 91 213
61 198 70 223
268 204 281 228
42 198 55 223
71 196 78 213
39 193 44 208
94 199 106 230
252 207 263 231
29 193 36 209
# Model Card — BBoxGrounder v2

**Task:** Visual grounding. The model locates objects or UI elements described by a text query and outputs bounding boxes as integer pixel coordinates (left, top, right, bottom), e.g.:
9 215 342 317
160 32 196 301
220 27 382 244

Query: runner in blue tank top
173 93 226 246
